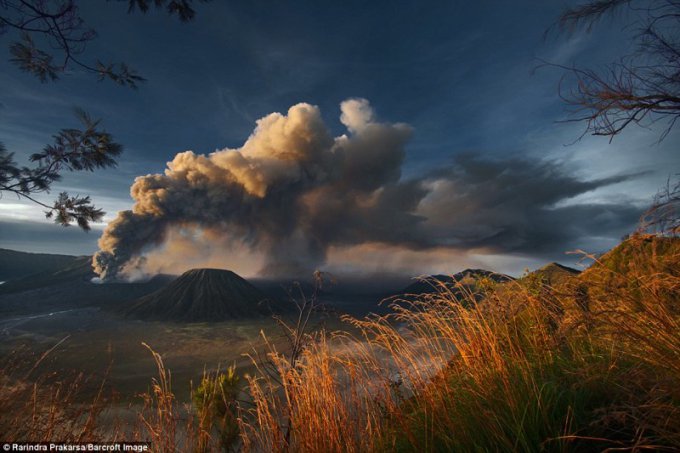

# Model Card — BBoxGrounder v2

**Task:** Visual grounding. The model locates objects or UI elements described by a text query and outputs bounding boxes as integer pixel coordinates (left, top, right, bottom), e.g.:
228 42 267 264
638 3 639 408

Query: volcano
124 268 277 322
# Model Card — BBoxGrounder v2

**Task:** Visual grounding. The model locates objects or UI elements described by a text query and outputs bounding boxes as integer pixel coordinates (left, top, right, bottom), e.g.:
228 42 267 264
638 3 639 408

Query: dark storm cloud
417 154 642 255
92 99 642 281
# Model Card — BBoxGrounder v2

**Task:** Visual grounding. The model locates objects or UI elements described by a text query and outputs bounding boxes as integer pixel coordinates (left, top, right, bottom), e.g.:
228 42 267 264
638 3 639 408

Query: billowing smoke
93 98 640 281
93 99 414 280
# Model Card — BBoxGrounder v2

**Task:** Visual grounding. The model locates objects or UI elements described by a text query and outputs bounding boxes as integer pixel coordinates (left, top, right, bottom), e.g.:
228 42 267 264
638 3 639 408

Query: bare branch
1 0 208 86
638 174 680 235
551 0 680 141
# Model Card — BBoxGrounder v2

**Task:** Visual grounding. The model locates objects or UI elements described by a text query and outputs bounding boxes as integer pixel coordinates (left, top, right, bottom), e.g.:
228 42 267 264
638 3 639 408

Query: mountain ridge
0 248 82 282
402 268 515 295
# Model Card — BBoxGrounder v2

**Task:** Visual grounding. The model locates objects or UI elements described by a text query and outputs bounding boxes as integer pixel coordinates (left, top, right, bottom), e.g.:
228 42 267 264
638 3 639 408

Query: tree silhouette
1 0 208 87
555 0 680 141
0 0 207 229
0 110 122 230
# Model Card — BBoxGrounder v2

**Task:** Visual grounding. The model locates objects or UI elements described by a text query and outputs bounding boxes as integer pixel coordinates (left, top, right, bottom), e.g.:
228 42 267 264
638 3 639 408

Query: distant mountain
401 269 514 296
523 262 580 286
0 251 174 316
124 268 282 322
0 248 82 282
0 255 94 294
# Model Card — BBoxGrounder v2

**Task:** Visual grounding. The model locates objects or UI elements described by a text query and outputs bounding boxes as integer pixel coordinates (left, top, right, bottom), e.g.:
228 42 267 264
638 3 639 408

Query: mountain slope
0 248 81 282
579 234 680 302
0 253 174 315
124 268 279 322
402 269 514 295
0 256 94 294
582 234 680 280
523 262 580 287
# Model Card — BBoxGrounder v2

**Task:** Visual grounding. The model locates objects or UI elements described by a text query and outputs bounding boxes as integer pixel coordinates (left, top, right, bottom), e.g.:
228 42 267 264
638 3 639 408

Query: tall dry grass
0 337 119 442
2 234 678 452
0 340 242 452
238 234 680 452
132 343 243 452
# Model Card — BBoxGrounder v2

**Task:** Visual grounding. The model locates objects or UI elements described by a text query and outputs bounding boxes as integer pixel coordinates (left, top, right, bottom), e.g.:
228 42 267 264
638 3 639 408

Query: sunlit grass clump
241 234 680 452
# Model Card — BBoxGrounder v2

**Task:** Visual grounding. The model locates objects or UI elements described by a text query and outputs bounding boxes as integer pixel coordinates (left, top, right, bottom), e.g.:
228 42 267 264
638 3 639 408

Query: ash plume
93 98 640 281
93 99 413 280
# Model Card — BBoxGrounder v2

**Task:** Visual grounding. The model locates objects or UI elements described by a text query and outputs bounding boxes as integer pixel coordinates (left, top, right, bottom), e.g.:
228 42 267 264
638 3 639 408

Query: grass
1 233 679 452
0 341 116 442
239 234 680 452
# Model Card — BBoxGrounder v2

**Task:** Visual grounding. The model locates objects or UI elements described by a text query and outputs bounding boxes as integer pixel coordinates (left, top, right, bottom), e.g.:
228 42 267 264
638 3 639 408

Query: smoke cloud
93 98 640 281
93 99 413 280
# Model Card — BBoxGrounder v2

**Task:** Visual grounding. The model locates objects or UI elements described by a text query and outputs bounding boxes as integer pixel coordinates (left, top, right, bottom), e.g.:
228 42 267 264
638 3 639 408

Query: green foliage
46 192 104 231
9 33 59 83
0 0 209 227
125 0 210 22
193 366 241 452
0 110 122 230
94 60 146 88
1 0 207 86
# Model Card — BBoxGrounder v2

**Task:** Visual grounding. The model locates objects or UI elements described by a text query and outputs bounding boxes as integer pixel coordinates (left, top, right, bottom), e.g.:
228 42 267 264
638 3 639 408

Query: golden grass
0 339 118 442
1 234 679 452
238 234 680 452
0 342 239 452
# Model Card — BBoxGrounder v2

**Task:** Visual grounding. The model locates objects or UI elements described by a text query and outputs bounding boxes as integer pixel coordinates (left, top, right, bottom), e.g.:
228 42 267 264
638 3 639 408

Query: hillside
0 249 82 282
578 234 680 306
235 234 680 451
0 251 174 315
522 262 580 287
582 233 680 280
124 268 281 322
0 255 94 294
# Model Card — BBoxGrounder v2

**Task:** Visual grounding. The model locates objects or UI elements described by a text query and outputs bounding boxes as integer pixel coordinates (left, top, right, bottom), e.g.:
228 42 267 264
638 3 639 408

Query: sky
0 0 678 279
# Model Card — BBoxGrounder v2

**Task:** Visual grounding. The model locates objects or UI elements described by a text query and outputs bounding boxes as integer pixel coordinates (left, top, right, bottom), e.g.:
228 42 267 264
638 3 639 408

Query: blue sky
0 1 678 277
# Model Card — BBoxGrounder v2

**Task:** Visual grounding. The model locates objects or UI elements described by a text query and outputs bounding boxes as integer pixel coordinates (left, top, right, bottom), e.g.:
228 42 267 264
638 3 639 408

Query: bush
193 366 241 452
